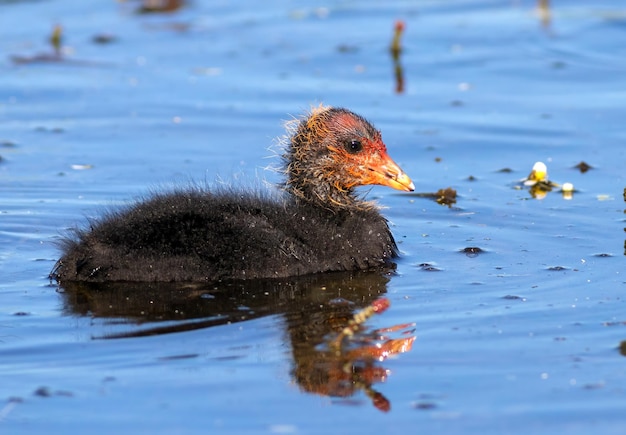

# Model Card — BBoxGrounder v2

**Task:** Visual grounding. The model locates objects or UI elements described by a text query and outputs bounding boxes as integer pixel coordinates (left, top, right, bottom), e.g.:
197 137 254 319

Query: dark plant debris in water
412 393 444 411
336 44 359 53
11 25 63 64
573 161 593 173
33 386 73 398
434 187 457 206
546 265 569 271
138 0 185 14
92 33 118 44
410 187 457 206
417 263 442 272
502 295 526 301
460 247 485 257
603 321 626 327
619 341 626 356
413 401 438 410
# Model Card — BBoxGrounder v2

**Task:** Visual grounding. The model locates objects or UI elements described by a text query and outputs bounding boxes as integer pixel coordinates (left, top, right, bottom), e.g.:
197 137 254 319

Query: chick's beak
363 151 415 192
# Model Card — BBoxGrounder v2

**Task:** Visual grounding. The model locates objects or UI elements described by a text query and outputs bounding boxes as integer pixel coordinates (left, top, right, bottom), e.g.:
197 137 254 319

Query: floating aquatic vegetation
523 161 550 186
460 246 486 257
390 20 404 58
561 182 574 200
433 187 457 206
390 20 405 94
92 33 117 44
10 25 108 66
573 161 593 173
517 161 575 200
137 0 185 14
417 262 442 272
49 24 63 56
409 187 457 207
10 25 64 64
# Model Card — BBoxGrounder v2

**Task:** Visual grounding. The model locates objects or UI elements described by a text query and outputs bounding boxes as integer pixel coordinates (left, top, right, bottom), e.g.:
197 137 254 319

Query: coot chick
53 105 414 283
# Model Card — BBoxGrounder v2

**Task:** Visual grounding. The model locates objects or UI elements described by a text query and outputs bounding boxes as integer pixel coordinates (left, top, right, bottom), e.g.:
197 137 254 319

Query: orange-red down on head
284 105 414 209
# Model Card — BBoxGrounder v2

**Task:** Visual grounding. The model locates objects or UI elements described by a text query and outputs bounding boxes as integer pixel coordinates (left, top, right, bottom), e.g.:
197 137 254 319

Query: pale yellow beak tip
395 172 415 192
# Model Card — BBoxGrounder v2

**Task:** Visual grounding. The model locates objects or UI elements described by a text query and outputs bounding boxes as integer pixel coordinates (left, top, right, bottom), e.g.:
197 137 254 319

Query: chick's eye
345 139 363 154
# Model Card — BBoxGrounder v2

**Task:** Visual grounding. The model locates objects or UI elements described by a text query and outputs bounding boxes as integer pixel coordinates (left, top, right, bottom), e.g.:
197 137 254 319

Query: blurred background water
1 0 625 433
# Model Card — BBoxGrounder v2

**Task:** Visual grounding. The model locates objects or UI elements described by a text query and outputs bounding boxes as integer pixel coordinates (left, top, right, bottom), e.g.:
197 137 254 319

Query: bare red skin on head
331 112 386 153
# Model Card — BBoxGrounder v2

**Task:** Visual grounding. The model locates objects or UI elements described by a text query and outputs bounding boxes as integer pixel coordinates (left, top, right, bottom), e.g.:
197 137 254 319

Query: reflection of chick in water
288 301 414 412
59 271 414 410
